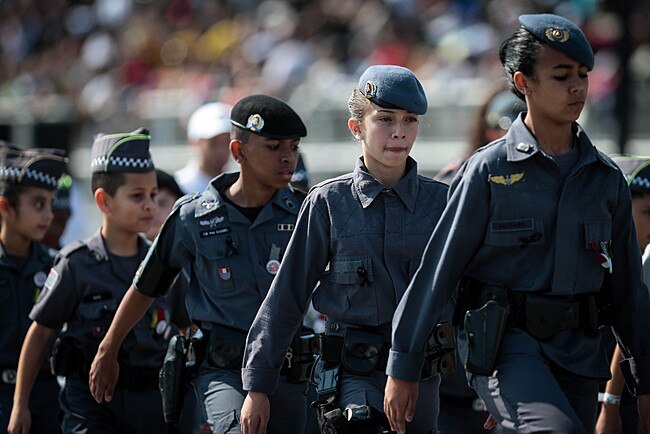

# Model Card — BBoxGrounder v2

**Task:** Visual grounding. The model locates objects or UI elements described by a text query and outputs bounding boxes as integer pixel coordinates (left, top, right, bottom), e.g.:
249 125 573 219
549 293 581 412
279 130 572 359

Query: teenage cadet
384 14 650 434
0 143 67 434
595 156 650 434
42 174 73 250
88 95 310 434
240 65 450 434
145 169 184 242
8 129 191 434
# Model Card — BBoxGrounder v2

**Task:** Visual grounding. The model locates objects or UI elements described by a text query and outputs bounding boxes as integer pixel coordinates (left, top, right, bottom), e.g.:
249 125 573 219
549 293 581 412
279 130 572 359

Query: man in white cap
175 102 233 194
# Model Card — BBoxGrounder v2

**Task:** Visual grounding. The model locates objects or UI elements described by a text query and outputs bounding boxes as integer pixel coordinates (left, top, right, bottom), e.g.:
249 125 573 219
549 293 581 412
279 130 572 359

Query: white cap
187 102 232 141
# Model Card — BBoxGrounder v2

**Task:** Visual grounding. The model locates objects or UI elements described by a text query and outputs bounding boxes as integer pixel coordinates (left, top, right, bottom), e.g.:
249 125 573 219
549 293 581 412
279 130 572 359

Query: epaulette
172 192 200 214
310 173 354 192
58 240 87 258
47 247 58 259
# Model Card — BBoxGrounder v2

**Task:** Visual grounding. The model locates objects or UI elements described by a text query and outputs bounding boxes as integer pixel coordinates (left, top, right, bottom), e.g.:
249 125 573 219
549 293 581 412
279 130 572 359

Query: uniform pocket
329 256 374 285
195 235 239 291
485 217 545 247
583 220 612 249
77 293 117 320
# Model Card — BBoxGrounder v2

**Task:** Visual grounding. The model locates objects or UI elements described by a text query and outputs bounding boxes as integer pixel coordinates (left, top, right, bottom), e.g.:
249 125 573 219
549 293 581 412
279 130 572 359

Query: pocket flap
584 220 612 249
485 217 544 247
329 256 374 284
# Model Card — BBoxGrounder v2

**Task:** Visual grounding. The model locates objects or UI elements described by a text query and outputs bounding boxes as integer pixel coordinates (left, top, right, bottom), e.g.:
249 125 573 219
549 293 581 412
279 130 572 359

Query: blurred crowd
1 0 649 130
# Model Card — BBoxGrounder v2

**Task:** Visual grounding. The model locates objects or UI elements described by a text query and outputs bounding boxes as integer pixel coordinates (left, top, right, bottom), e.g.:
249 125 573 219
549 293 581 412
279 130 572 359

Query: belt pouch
524 295 577 340
464 300 509 376
340 329 384 376
207 324 247 369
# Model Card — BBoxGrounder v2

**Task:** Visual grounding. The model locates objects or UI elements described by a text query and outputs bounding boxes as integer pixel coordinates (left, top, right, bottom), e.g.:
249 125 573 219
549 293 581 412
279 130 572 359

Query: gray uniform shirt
30 230 190 368
242 157 449 394
134 172 304 330
387 115 650 392
0 241 55 367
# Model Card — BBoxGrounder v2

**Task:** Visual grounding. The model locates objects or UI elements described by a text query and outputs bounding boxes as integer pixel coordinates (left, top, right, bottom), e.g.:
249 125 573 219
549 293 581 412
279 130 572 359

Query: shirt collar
353 156 419 212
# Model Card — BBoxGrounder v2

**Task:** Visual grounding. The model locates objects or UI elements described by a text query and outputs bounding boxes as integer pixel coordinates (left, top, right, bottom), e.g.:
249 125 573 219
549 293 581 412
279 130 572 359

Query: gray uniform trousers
338 369 440 434
467 329 599 434
195 363 306 434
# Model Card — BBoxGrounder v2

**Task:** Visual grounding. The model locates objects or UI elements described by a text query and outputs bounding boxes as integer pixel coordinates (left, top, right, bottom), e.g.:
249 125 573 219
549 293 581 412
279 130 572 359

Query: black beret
358 65 427 115
519 14 594 70
612 156 650 194
0 141 68 190
90 127 154 173
155 169 183 200
53 174 73 210
230 95 307 139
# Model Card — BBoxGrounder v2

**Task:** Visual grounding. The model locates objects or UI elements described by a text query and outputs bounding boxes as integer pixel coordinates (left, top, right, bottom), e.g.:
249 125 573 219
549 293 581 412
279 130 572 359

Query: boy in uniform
89 95 312 434
8 129 191 434
0 143 67 434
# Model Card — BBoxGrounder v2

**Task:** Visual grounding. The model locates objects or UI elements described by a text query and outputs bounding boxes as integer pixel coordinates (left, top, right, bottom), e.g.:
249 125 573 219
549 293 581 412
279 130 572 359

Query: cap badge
364 81 377 98
246 114 264 132
545 27 569 43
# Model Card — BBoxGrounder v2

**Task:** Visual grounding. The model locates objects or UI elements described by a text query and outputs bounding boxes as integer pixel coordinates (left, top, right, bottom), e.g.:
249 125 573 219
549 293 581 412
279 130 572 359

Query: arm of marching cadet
607 176 650 433
241 194 331 434
595 345 624 434
385 162 490 434
8 322 56 434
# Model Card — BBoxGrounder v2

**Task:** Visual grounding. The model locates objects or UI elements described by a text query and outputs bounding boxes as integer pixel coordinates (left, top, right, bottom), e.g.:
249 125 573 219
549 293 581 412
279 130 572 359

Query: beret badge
364 81 377 98
545 27 570 43
246 114 265 132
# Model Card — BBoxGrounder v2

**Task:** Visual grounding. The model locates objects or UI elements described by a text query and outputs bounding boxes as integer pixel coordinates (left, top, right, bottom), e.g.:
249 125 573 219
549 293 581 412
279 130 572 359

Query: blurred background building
1 0 649 240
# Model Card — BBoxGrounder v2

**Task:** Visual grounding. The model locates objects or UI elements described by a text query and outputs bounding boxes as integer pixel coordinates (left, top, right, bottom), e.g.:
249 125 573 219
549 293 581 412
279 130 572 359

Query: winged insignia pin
488 173 524 186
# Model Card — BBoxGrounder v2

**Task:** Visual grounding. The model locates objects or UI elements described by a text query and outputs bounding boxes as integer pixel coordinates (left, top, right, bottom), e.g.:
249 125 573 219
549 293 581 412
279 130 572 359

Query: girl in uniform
240 65 450 434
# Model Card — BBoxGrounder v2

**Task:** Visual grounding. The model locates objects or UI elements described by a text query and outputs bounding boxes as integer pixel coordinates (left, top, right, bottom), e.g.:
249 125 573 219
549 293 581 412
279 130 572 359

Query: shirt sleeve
134 210 193 297
387 160 491 381
242 193 331 394
609 176 650 395
29 255 80 329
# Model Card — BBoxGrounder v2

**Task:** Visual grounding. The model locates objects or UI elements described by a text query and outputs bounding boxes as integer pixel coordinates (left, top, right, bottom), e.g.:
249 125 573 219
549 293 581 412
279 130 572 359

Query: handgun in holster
463 285 510 376
159 334 189 424
421 321 457 379
50 336 86 379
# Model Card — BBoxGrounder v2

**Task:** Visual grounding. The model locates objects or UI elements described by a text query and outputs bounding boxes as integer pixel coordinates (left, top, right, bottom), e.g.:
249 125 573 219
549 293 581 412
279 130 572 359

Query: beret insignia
246 114 265 132
545 27 570 43
364 81 377 98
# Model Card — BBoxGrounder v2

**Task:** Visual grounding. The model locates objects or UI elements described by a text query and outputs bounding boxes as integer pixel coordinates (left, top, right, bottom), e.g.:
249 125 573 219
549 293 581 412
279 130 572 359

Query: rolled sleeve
386 349 425 382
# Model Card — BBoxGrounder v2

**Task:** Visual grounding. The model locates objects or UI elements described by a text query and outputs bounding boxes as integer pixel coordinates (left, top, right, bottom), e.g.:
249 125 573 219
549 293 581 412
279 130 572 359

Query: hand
638 393 650 434
384 376 419 434
89 350 119 403
241 392 270 434
7 405 31 434
483 414 499 430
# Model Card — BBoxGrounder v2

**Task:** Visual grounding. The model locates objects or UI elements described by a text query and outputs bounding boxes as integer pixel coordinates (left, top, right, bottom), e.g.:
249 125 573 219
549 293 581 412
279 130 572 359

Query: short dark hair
156 169 183 200
499 27 543 101
0 182 27 208
231 125 251 144
91 171 127 195
631 191 650 200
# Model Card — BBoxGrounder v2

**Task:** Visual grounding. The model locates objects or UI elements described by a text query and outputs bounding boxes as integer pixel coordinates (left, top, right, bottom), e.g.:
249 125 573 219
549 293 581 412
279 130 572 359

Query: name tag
200 227 232 238
491 219 534 232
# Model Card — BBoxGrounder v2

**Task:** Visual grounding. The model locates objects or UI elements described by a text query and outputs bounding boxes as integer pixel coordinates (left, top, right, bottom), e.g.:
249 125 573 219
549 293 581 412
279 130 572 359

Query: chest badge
218 267 231 281
488 172 524 186
33 271 47 288
266 259 281 275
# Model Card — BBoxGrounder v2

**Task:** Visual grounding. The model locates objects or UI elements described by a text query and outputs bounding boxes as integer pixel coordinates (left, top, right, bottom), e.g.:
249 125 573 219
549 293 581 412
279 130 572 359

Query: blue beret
612 156 650 194
230 94 306 139
358 65 427 115
0 141 68 190
519 14 594 70
90 127 154 173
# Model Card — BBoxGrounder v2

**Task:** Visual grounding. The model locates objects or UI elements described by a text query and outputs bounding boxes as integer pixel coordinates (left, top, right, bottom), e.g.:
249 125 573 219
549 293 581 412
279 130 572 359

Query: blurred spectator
145 169 184 242
175 101 233 194
42 173 73 249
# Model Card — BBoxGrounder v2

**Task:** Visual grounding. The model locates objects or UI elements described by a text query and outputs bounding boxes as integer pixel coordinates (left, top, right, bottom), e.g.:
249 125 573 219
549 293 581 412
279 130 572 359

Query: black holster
464 292 510 376
50 336 89 380
159 334 189 425
282 328 319 383
207 325 247 370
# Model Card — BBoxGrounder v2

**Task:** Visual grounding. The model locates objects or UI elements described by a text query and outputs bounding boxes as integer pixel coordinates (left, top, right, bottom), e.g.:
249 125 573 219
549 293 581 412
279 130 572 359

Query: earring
521 88 528 94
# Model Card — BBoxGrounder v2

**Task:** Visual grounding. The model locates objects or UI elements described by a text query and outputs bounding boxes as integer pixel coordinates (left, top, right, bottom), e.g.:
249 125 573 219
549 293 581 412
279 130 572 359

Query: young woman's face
524 45 589 124
3 187 54 241
104 171 157 235
632 194 650 252
355 103 419 170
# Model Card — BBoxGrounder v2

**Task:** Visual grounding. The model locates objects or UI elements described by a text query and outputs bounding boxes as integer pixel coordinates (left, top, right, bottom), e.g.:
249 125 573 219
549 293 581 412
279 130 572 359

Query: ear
0 197 12 218
230 139 244 164
348 118 363 141
513 71 529 95
94 188 111 214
